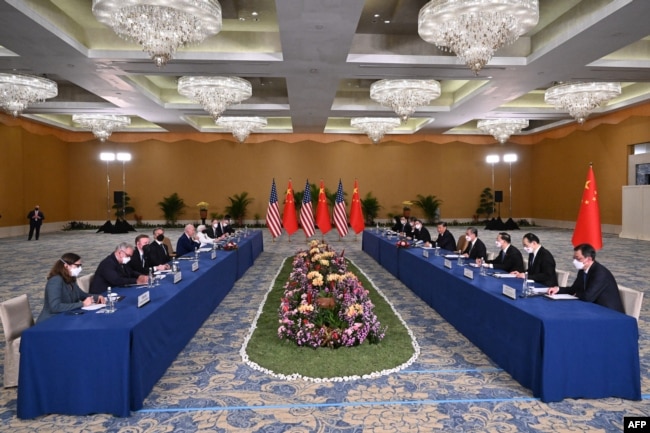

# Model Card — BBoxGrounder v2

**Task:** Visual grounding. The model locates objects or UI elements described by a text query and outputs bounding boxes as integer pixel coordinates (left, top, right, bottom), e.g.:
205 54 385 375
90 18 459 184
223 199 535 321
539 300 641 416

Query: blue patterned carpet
0 226 649 432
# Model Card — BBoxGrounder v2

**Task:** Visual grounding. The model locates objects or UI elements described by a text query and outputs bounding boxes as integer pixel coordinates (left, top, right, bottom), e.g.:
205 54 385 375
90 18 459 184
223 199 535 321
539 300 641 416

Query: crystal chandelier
370 79 441 122
477 119 529 144
72 114 131 142
92 0 223 67
351 117 401 144
216 116 267 142
178 76 252 120
544 82 622 124
0 73 57 117
418 0 539 74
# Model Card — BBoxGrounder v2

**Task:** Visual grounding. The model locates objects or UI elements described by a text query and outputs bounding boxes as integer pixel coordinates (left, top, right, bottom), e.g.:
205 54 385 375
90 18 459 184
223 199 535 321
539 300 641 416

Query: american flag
300 179 315 238
265 179 282 238
333 179 348 237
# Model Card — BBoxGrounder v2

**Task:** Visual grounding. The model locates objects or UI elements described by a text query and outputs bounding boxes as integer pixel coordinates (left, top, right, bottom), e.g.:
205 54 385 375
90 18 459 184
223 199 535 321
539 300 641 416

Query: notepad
82 304 106 311
492 273 517 278
544 294 579 300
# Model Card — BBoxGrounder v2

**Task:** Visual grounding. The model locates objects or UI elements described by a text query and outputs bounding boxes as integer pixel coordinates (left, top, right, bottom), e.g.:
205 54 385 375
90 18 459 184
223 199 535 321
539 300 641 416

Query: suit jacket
128 247 149 275
463 238 487 260
486 245 525 273
391 216 402 232
434 229 456 251
412 226 432 244
205 226 219 239
217 223 235 237
526 246 558 287
37 275 91 323
90 253 141 294
176 233 200 257
146 241 170 267
559 261 624 313
27 209 44 226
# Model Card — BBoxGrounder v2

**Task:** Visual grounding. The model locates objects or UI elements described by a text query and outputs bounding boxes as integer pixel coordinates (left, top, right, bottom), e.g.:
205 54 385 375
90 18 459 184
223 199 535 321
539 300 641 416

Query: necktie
500 250 505 262
161 243 167 254
528 253 534 268
141 250 145 267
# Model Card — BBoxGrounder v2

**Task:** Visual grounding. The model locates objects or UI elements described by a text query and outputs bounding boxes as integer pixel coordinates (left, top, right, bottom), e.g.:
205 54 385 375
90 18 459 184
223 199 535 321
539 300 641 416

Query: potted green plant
158 193 187 226
476 187 495 221
225 192 253 226
360 192 381 225
412 194 442 225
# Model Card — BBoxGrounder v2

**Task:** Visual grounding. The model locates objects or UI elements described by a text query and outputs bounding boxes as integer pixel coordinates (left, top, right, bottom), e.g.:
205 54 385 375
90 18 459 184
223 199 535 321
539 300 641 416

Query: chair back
618 285 644 321
77 273 94 293
0 294 34 387
556 269 570 287
455 236 468 253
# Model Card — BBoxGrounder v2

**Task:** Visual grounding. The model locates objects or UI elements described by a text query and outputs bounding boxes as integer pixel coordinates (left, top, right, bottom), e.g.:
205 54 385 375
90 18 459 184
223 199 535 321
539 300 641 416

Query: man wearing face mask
27 205 45 240
205 218 224 240
411 219 432 245
484 232 525 273
512 233 558 286
90 242 149 294
146 227 172 267
462 227 487 260
547 243 624 313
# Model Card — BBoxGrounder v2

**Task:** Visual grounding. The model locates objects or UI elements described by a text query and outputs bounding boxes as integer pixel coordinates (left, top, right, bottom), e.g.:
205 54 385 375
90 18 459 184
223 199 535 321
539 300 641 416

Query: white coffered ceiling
1 0 649 140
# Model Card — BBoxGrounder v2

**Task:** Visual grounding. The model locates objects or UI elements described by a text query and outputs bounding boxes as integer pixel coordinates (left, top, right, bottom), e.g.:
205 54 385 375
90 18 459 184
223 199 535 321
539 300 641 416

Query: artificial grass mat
244 257 417 378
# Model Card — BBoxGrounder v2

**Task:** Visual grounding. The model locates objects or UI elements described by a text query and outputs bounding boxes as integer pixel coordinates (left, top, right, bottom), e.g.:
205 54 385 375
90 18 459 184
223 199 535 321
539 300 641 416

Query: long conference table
363 230 641 403
17 231 263 419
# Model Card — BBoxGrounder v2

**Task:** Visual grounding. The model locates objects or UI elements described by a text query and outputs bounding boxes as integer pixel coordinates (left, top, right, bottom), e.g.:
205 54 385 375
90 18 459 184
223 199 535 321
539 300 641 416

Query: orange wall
2 106 650 228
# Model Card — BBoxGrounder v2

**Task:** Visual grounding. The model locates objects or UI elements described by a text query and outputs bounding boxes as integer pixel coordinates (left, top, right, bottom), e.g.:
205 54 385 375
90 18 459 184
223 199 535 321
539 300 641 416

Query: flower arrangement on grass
278 240 386 348
396 239 409 248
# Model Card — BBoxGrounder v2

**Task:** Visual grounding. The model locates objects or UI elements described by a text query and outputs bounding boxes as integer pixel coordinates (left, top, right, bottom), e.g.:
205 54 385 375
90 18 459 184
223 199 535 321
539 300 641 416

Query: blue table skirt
363 231 641 402
17 231 263 419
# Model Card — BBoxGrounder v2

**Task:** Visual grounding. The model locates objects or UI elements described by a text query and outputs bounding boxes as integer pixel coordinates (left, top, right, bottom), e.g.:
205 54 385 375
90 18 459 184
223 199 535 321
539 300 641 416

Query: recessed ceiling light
384 20 390 24
373 14 380 18
251 11 259 16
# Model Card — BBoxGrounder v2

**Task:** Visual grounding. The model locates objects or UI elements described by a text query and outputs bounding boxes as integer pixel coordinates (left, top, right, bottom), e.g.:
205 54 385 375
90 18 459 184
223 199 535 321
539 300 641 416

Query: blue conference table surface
17 230 263 419
362 231 641 403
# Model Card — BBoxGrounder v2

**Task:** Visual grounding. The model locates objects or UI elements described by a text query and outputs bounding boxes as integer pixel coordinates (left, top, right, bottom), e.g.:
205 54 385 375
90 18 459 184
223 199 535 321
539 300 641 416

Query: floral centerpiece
223 241 238 251
196 201 210 210
278 240 386 348
396 239 409 248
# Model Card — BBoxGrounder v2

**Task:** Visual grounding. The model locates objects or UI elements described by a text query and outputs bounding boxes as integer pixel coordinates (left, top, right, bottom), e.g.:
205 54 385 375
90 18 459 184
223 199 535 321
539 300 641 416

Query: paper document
198 247 212 252
532 287 548 294
544 294 579 300
444 254 460 258
492 273 517 278
82 304 106 311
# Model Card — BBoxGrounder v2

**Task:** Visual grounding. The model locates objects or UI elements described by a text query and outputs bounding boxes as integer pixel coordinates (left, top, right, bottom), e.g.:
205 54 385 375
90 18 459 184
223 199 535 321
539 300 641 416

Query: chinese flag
316 179 332 235
572 165 602 250
349 179 365 234
282 180 299 235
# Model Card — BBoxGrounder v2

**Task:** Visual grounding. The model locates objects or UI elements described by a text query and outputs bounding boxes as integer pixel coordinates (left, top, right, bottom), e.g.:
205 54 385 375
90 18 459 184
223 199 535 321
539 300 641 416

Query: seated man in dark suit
433 221 456 251
512 232 558 286
484 232 525 273
147 227 172 267
547 243 624 313
176 224 201 257
90 242 148 294
205 218 224 240
411 219 432 245
130 234 171 275
461 226 487 261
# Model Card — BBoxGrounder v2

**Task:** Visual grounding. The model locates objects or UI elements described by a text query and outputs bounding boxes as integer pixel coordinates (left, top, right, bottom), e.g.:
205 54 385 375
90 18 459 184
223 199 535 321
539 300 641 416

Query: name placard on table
463 267 474 280
502 284 517 300
422 249 429 258
191 261 199 272
211 250 217 260
173 272 182 284
444 258 452 269
137 291 150 308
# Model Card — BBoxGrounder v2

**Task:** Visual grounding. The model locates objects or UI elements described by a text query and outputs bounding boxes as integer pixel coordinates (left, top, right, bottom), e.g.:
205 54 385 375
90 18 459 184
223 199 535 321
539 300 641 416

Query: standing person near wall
27 205 44 240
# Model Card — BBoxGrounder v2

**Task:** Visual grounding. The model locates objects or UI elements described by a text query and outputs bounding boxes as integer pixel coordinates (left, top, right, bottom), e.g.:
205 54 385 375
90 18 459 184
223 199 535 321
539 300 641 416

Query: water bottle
194 248 199 262
434 242 439 256
521 273 529 297
457 252 464 266
479 258 487 276
106 287 114 313
148 268 154 288
171 256 179 273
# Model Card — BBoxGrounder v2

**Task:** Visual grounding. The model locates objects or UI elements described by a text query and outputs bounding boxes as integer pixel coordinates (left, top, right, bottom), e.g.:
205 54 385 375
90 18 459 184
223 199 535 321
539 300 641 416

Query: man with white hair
176 224 200 257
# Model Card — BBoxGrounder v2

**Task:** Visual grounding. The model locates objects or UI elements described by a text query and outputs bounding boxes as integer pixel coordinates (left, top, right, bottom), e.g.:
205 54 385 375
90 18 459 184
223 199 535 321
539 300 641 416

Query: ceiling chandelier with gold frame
544 82 622 124
178 76 252 120
92 0 223 67
418 0 539 74
370 79 441 122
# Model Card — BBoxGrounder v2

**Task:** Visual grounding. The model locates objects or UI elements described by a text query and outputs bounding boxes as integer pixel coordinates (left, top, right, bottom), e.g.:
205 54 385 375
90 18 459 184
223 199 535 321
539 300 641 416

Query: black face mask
156 234 165 242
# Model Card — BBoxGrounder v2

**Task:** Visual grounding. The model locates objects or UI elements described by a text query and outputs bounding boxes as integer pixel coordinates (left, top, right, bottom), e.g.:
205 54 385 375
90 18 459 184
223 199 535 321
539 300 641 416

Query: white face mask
495 241 502 248
523 246 533 254
415 224 422 230
122 256 131 265
573 259 585 270
465 235 472 242
69 266 82 277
